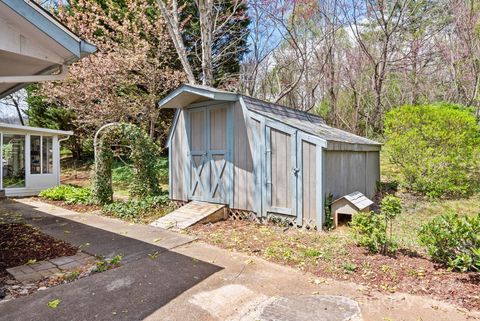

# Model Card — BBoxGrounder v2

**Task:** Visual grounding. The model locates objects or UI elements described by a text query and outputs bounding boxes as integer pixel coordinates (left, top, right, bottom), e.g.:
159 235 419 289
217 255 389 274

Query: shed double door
264 120 324 227
187 104 232 204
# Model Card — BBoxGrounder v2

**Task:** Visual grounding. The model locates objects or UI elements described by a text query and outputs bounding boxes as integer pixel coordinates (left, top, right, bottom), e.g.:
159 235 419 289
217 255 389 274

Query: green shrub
101 195 169 220
155 157 169 184
350 196 402 254
419 213 480 272
323 194 334 231
39 185 93 205
351 211 388 253
384 104 480 197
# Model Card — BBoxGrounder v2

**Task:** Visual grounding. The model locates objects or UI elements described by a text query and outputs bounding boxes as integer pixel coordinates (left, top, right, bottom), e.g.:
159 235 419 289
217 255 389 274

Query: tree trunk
155 0 196 84
198 0 214 86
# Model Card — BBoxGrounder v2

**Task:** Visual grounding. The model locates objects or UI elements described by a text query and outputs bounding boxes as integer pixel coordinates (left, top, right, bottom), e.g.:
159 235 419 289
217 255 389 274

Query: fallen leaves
47 299 61 309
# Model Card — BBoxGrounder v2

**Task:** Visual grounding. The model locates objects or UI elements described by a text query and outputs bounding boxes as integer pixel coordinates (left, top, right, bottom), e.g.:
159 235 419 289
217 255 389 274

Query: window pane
30 136 41 174
3 134 25 188
42 137 53 174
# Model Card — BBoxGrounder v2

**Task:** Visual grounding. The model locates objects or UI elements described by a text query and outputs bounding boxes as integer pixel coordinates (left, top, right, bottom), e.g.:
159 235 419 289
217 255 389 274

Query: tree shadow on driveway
0 200 222 321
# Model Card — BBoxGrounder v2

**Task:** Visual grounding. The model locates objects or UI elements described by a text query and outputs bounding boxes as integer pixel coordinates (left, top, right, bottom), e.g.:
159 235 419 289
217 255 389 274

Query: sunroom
0 123 72 196
0 0 95 196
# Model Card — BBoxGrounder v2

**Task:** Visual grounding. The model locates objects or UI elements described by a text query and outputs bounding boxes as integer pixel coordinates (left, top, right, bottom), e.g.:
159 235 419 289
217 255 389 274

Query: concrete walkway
0 199 478 321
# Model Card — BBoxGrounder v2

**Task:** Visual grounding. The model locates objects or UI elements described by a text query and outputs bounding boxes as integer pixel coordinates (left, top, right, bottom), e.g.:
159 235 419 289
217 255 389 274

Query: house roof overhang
158 84 238 109
0 122 73 135
0 0 96 98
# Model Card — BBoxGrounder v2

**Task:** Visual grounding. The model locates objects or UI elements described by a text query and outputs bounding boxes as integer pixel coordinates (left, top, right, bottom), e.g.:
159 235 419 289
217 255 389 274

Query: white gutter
0 65 68 84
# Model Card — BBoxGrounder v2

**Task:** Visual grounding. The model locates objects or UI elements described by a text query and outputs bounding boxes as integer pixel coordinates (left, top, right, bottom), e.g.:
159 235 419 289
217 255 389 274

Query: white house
0 0 95 196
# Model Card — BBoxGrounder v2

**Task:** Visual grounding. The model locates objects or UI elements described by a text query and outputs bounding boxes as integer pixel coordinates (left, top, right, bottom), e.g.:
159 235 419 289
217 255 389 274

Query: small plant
65 271 79 282
300 248 322 258
39 185 93 205
94 254 123 272
419 213 480 272
350 195 402 255
342 262 357 273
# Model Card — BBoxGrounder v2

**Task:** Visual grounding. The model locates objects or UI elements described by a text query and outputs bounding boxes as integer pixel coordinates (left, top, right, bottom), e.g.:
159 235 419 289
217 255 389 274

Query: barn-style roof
241 96 380 146
159 84 381 147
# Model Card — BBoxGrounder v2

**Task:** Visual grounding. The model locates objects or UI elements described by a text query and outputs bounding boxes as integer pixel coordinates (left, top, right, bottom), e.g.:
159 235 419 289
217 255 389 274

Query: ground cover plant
101 194 171 223
39 185 93 205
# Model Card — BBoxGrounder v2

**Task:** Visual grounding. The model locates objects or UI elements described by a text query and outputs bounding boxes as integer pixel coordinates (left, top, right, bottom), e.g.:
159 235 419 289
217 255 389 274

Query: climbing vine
92 123 161 205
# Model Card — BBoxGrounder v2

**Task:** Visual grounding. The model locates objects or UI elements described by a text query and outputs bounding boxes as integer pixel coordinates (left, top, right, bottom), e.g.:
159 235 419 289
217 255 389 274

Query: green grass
380 149 480 251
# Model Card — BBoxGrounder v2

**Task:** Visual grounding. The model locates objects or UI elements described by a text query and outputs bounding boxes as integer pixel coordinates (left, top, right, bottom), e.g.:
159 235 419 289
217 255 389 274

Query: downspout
57 135 70 185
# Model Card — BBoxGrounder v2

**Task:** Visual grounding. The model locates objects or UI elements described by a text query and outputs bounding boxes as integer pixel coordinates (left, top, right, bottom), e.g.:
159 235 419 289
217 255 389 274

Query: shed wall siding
171 109 187 201
301 140 317 223
233 102 255 211
325 150 380 199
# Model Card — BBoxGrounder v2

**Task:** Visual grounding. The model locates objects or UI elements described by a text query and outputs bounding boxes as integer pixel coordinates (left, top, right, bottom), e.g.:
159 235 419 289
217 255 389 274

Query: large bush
384 104 480 197
419 213 480 272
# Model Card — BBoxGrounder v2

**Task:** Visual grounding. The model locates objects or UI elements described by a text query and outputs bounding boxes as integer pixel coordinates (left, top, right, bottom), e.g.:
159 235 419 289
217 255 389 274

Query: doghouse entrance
336 213 352 226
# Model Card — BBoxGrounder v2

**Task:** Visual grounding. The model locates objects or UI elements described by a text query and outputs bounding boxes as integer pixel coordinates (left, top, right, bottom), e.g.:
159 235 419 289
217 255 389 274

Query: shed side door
265 121 297 217
296 132 324 228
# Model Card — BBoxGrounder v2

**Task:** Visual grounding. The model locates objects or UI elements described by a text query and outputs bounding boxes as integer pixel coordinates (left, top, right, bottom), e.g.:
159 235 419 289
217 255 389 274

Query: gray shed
160 84 381 228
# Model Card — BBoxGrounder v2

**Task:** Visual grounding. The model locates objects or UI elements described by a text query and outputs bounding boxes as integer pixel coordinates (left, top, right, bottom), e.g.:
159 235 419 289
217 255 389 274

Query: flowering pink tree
37 0 186 145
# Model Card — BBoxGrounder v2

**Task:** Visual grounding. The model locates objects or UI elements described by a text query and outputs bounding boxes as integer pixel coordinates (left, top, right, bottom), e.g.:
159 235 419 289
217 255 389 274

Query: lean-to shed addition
161 84 381 228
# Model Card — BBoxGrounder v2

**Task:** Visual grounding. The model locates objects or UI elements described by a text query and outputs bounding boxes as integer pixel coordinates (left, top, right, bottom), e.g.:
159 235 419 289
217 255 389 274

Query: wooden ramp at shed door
150 201 227 230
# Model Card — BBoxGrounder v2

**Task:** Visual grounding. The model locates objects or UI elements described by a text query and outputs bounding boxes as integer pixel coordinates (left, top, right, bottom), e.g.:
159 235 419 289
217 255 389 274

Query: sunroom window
30 136 53 174
42 137 53 174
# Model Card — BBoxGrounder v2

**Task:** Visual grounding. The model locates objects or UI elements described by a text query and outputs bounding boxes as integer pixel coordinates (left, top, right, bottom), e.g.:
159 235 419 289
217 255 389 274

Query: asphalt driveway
0 199 221 321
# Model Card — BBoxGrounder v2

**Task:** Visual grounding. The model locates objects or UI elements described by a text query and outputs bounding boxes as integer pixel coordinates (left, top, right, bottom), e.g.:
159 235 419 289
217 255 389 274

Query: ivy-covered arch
92 123 161 205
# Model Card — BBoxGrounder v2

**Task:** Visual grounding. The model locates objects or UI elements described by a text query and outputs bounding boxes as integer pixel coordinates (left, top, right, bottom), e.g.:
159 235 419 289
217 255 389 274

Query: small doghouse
331 191 373 227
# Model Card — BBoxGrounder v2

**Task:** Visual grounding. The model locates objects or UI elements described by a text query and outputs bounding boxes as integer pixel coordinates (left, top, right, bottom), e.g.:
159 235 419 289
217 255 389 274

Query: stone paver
6 252 95 284
259 295 362 321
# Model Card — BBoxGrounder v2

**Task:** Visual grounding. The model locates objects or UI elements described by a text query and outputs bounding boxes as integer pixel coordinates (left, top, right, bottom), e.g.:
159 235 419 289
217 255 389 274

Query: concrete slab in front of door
150 201 227 230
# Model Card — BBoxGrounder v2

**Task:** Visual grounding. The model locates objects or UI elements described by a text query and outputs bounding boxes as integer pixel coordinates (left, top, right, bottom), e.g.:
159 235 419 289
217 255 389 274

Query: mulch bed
0 223 78 280
190 220 480 311
314 245 480 311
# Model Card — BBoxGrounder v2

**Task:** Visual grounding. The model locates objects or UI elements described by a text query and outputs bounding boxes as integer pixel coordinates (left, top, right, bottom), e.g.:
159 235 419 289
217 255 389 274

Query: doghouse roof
160 84 382 147
332 191 374 210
